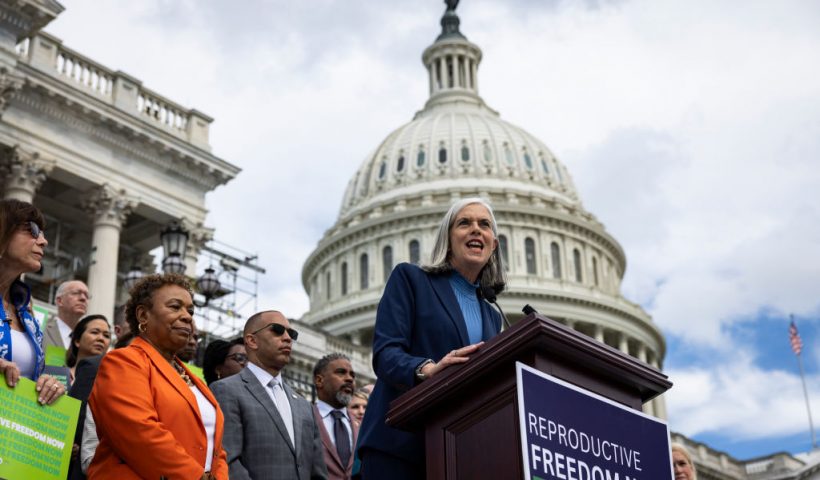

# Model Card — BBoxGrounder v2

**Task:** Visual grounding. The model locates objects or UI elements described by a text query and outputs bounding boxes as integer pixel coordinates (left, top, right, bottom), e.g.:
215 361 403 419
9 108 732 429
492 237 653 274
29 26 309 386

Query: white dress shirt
246 362 295 444
57 317 72 349
316 399 353 448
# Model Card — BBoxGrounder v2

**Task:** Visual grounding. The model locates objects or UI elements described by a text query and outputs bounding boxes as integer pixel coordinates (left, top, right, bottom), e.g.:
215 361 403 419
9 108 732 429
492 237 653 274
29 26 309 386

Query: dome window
592 257 599 286
483 141 492 164
409 239 420 264
540 154 550 176
378 160 387 180
461 142 470 162
397 154 405 172
523 151 533 170
417 147 426 167
438 146 448 164
360 253 369 290
555 165 564 184
382 245 393 281
573 248 583 283
525 237 537 274
341 262 348 295
326 271 331 300
499 235 510 271
551 242 562 279
504 144 514 166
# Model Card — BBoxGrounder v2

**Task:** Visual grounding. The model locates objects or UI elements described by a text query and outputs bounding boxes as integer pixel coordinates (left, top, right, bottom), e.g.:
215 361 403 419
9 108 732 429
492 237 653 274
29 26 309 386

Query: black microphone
522 304 538 316
478 286 511 330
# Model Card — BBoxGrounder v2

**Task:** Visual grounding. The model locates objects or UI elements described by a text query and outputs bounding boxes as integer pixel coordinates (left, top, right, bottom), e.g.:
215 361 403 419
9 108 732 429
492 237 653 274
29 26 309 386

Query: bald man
211 311 327 480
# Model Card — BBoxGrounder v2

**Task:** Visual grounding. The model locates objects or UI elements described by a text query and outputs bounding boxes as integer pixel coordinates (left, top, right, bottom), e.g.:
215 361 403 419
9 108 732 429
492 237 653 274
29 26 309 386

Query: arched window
499 235 509 271
461 143 470 162
551 242 562 279
378 160 387 179
438 146 447 164
592 257 599 286
409 239 420 264
483 141 492 164
417 147 426 167
573 248 583 283
397 155 405 172
382 245 393 281
540 154 550 175
523 152 533 170
504 144 514 165
340 262 348 295
325 271 331 300
359 253 369 290
525 237 536 274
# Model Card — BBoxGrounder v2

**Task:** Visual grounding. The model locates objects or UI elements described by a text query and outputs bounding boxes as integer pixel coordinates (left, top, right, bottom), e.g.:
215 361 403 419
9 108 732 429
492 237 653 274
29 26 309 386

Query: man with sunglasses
211 310 328 480
43 279 90 362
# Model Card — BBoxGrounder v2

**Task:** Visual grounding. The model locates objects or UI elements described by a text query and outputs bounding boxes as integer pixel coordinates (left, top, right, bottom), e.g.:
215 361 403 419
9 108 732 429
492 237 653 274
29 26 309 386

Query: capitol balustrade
15 32 211 149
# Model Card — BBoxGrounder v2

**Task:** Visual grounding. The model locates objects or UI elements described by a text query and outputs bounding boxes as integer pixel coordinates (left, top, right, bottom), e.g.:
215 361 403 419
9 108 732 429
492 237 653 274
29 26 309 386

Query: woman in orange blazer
88 273 228 479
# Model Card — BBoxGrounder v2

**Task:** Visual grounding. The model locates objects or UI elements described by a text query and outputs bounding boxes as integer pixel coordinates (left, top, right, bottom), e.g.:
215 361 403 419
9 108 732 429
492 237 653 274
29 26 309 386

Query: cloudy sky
47 0 820 461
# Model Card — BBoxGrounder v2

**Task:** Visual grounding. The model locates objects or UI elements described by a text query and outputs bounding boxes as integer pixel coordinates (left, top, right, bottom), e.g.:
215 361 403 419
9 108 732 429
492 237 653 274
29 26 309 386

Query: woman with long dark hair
0 199 66 403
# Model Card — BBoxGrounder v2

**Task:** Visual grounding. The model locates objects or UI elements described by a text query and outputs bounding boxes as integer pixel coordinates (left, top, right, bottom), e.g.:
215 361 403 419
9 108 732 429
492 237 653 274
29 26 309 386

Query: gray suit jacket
211 367 328 480
43 315 65 353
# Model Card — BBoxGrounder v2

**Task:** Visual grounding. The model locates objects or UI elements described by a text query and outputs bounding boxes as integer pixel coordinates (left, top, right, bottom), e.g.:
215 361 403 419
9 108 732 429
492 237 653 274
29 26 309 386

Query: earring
138 322 147 333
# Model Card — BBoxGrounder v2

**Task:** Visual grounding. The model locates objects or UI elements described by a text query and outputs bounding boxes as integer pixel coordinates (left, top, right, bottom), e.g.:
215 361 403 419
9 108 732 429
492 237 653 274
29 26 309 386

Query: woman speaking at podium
357 197 506 479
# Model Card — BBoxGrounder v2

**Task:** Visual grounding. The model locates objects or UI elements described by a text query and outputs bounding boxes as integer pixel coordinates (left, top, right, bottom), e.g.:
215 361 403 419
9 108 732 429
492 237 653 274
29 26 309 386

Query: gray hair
421 197 506 293
55 280 84 299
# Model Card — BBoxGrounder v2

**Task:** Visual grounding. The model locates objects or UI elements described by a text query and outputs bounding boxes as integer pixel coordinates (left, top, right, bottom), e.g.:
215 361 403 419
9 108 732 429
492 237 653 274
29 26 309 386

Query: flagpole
796 352 818 449
791 314 818 450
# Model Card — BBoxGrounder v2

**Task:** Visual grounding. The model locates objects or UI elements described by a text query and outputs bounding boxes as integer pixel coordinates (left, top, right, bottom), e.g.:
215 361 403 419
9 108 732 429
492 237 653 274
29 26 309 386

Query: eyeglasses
23 221 43 239
66 290 91 299
225 353 248 364
251 322 299 341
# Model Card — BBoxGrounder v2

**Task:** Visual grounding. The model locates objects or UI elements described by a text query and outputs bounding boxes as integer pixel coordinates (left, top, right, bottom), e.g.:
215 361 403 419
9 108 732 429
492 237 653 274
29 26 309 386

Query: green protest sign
0 377 80 480
45 345 67 367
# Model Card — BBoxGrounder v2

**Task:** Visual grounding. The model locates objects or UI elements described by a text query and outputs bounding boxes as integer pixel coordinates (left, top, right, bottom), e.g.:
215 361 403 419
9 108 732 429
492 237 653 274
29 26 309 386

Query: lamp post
197 266 221 305
160 221 189 274
123 265 144 291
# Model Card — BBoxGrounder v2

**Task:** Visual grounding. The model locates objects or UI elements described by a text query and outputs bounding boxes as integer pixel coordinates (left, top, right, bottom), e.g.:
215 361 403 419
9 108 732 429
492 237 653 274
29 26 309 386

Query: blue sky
47 0 820 462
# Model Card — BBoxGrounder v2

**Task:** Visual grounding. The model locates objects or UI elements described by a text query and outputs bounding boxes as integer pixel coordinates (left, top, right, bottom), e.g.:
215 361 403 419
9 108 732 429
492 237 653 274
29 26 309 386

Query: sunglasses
23 221 43 239
251 322 299 341
225 353 248 364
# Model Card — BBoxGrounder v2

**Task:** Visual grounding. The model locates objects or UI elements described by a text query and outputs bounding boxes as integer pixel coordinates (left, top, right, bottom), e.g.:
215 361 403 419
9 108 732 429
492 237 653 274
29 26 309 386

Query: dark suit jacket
67 354 103 480
313 405 359 480
356 263 501 465
211 367 328 480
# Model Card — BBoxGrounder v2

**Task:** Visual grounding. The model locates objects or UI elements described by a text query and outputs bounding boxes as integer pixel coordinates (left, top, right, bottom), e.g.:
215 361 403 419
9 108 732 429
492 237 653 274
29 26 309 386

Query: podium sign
516 362 673 480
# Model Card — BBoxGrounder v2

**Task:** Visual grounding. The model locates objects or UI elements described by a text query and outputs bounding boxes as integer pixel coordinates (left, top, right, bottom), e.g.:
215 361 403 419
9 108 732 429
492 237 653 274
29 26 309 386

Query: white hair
421 197 506 293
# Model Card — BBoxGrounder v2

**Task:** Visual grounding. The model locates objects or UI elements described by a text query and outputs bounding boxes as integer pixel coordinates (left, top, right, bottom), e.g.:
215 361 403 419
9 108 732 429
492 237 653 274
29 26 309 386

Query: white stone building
0 0 238 321
299 3 667 415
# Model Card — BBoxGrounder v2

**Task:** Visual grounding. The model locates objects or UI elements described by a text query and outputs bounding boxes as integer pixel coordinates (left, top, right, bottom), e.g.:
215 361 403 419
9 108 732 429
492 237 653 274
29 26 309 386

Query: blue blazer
357 263 501 466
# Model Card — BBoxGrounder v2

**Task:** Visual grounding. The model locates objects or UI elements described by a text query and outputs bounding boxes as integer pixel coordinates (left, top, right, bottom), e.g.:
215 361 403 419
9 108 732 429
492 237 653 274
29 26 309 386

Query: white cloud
667 352 820 440
44 0 820 452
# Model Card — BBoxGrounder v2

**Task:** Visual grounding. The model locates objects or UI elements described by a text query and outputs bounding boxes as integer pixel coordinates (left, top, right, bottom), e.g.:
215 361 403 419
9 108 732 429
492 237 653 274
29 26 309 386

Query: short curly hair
125 273 193 335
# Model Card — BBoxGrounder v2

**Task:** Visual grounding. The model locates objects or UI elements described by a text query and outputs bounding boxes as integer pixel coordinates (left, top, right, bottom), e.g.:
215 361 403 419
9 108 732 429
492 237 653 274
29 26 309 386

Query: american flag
790 320 803 356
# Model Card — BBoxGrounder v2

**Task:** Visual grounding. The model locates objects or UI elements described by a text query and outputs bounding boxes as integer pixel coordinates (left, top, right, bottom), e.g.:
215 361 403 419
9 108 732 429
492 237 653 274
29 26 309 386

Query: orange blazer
87 337 228 479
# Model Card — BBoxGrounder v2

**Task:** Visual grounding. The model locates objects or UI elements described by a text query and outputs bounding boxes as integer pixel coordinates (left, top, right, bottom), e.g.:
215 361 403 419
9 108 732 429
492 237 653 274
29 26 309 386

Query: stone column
83 185 135 320
0 146 55 202
593 324 604 343
183 223 214 275
618 332 629 354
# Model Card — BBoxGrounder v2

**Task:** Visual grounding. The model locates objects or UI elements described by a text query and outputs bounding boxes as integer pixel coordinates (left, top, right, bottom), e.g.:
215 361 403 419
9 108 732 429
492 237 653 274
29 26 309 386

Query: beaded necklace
173 360 194 387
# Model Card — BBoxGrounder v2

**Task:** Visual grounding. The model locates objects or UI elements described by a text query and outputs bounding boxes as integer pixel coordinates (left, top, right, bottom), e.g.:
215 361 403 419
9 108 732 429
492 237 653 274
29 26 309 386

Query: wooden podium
386 313 672 479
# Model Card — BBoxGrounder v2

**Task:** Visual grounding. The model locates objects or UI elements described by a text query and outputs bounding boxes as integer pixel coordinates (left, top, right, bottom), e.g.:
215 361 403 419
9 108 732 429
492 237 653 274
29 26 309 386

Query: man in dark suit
312 353 358 480
212 310 327 480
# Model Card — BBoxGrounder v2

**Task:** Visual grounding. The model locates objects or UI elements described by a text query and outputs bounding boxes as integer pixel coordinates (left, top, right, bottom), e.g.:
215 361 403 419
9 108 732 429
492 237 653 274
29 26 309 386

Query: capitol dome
302 3 666 417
